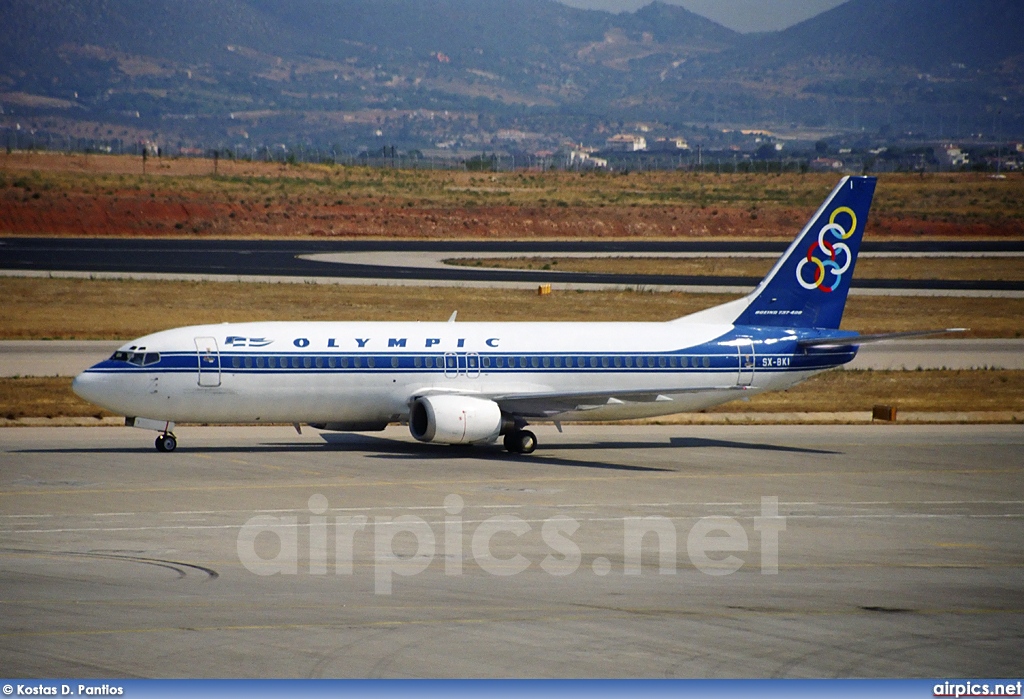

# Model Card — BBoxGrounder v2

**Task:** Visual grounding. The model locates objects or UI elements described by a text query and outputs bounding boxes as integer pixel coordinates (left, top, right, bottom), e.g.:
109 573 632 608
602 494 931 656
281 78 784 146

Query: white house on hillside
605 134 646 152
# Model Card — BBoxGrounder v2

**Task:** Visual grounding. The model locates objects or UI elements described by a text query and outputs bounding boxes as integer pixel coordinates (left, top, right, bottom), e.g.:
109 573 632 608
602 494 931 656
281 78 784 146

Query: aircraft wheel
517 430 537 454
155 434 177 452
504 430 537 455
503 432 519 453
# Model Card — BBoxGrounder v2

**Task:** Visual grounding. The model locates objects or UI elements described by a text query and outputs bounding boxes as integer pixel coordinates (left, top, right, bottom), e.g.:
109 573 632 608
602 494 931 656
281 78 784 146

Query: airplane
72 176 957 454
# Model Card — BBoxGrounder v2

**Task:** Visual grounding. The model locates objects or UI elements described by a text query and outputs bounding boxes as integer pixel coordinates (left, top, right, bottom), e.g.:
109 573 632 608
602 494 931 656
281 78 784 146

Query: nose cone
72 369 120 413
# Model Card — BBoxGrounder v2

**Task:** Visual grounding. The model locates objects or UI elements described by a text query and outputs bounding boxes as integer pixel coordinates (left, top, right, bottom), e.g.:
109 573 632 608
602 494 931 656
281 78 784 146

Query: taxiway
1 424 1021 677
3 237 1022 294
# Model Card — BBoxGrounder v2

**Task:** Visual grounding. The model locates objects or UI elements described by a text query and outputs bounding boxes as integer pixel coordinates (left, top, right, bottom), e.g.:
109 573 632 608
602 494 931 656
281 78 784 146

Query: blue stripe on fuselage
83 350 854 375
84 328 856 376
86 329 856 374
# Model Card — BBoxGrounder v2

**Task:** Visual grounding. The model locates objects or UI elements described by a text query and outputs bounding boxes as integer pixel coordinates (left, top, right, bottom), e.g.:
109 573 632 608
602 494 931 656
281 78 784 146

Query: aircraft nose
72 369 114 409
72 370 94 400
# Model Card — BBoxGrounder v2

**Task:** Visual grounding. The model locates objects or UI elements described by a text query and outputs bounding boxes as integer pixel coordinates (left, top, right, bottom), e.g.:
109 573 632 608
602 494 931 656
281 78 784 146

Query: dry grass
710 369 1024 413
3 153 1023 231
5 370 1023 419
0 377 115 419
0 277 726 339
2 277 1022 340
446 256 1024 281
841 294 1023 337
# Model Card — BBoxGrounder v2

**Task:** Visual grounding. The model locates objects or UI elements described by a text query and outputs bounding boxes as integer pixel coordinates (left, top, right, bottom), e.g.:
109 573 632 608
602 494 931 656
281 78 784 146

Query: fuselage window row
218 354 716 370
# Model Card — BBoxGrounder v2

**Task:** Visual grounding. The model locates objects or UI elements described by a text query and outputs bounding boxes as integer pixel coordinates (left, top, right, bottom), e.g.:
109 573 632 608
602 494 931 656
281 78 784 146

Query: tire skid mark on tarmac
0 547 219 580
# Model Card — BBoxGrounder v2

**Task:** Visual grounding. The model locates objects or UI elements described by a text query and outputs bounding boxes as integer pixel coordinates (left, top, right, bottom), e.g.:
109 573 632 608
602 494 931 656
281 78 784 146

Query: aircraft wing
491 384 747 418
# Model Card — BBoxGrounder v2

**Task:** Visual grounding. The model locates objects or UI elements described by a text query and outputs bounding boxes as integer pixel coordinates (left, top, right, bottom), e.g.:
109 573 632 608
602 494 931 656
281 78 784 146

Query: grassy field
2 277 1022 339
446 256 1024 281
2 152 1021 219
710 369 1024 413
1 377 114 420
2 153 1023 239
4 370 1023 420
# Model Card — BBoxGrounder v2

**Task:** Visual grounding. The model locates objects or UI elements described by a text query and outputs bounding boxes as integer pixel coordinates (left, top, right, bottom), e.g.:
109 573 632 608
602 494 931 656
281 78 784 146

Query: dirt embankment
3 189 1020 240
0 192 790 239
2 152 1021 239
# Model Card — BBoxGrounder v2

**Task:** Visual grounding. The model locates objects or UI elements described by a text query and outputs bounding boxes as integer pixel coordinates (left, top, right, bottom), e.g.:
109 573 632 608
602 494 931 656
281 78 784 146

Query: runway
4 339 1022 378
3 237 1023 295
1 424 1021 678
0 341 122 377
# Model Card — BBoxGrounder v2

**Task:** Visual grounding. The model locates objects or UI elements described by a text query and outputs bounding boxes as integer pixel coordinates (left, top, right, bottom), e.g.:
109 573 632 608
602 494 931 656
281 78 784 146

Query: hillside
745 0 1023 69
0 0 1020 152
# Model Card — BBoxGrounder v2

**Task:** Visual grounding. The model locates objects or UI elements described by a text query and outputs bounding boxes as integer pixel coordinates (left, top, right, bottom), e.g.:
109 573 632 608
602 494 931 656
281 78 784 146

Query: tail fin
730 175 876 329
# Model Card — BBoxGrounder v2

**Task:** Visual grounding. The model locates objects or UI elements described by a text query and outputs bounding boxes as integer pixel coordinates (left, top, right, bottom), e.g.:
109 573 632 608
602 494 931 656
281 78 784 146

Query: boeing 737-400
72 176 957 453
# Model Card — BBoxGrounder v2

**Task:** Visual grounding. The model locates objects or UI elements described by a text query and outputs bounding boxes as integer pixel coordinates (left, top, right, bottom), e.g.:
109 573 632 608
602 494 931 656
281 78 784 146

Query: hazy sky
557 0 849 33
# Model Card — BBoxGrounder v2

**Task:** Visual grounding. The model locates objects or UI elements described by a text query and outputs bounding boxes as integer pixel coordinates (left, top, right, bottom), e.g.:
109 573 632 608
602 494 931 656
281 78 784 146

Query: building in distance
605 134 647 152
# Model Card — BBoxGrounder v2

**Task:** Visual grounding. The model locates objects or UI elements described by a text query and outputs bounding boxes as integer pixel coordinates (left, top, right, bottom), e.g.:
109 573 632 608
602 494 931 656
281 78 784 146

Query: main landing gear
503 429 537 455
155 433 177 452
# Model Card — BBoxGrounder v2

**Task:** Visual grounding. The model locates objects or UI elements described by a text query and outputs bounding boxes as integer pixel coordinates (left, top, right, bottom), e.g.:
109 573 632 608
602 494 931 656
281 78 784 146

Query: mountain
0 0 1020 152
719 0 1024 138
746 0 1023 70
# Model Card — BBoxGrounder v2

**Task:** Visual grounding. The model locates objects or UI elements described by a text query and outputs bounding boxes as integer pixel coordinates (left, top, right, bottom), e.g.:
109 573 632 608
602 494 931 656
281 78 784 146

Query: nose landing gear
155 433 177 452
126 417 178 452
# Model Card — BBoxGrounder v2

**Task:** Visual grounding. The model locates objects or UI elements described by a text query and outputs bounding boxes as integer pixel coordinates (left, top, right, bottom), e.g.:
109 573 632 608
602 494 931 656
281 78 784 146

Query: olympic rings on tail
795 206 857 292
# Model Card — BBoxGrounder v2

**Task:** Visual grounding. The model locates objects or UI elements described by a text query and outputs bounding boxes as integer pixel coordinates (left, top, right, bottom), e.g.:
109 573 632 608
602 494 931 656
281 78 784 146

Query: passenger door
195 336 221 387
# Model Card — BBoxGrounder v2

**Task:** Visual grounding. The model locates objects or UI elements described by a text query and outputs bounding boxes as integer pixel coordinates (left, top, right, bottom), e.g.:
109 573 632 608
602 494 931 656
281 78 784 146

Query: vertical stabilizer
731 176 876 329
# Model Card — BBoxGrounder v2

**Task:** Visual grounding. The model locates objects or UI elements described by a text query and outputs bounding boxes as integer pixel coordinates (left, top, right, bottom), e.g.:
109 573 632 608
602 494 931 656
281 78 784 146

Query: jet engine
409 394 509 444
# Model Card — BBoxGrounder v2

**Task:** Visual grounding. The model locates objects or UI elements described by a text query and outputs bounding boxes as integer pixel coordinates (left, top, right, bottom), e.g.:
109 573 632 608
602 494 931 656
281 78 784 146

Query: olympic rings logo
795 206 857 293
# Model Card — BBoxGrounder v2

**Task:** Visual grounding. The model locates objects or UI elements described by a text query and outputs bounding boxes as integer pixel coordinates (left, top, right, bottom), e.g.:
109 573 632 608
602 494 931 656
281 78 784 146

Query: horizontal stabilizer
797 328 967 348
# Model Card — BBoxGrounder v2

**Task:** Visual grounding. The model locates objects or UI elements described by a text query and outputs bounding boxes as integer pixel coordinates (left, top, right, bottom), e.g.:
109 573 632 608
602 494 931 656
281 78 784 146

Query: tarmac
1 423 1021 678
5 236 1024 296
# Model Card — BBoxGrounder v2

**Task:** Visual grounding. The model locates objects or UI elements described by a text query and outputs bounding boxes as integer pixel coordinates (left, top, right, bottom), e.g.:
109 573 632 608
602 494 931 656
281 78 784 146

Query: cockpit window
111 351 160 366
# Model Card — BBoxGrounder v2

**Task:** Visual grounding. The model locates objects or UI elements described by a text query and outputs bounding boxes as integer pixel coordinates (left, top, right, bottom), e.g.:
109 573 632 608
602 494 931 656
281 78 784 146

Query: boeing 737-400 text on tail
72 177 958 453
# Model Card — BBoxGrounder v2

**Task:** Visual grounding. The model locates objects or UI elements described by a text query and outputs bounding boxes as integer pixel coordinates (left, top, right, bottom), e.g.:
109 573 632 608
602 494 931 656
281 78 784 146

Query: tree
465 153 497 172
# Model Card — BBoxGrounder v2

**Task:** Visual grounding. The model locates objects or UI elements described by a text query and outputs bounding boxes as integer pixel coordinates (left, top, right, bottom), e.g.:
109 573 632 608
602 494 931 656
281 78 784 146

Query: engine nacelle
409 394 505 444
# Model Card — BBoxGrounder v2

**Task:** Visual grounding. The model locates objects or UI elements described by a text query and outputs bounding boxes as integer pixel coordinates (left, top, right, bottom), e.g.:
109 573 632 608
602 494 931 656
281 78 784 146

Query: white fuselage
72 319 844 427
70 176 874 453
